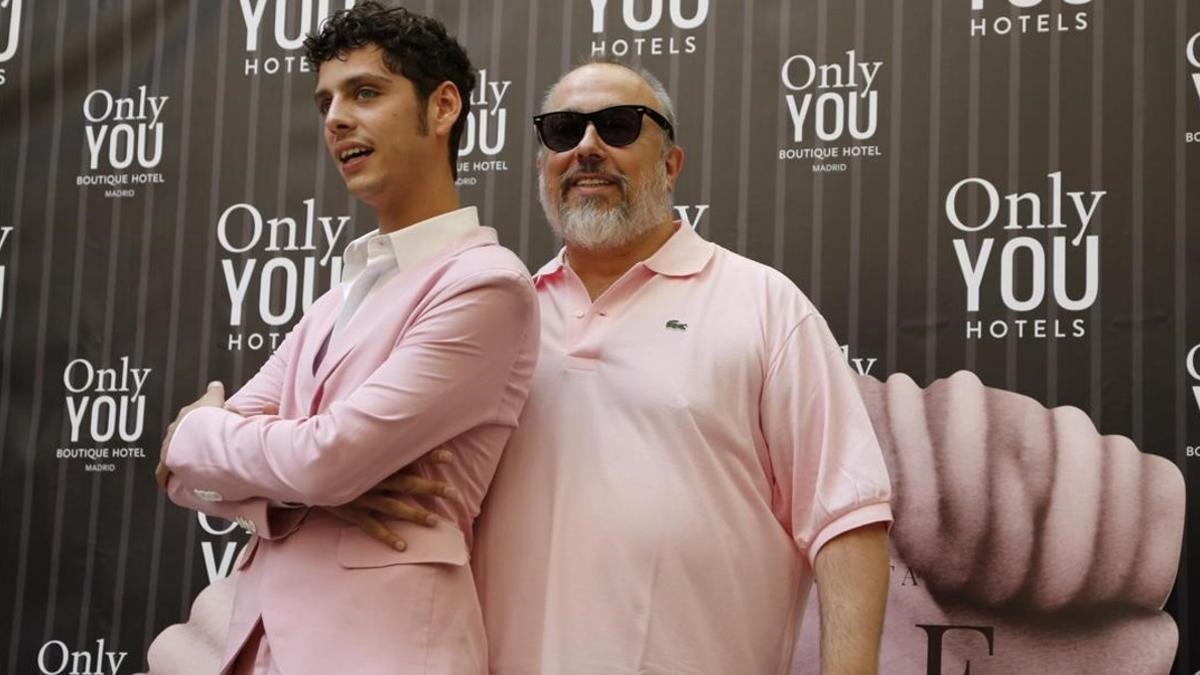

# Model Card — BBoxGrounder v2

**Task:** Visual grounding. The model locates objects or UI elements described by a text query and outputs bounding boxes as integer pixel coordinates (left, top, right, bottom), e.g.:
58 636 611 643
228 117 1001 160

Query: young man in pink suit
151 4 538 674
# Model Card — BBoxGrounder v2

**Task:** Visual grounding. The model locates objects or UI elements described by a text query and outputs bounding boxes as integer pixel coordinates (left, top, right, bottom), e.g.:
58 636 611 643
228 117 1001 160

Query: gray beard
540 166 672 251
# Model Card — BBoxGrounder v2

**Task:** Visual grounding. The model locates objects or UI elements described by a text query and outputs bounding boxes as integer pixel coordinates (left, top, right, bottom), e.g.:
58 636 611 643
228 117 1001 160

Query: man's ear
428 81 463 139
664 144 685 189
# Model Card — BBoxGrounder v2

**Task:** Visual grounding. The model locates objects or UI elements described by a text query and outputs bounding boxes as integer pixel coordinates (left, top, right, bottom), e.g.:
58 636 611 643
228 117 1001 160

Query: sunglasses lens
536 107 647 151
594 107 642 147
540 112 586 152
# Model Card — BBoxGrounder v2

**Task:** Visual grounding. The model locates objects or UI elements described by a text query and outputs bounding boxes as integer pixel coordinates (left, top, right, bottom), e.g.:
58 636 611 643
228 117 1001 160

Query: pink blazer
164 227 539 674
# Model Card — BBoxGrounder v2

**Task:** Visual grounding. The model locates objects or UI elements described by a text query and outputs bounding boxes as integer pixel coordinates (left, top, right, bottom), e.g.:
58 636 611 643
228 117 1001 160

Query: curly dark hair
303 2 476 179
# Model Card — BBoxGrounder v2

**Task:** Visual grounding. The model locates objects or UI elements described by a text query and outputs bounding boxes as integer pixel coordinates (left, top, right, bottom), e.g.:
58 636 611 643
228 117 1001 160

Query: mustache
558 162 629 198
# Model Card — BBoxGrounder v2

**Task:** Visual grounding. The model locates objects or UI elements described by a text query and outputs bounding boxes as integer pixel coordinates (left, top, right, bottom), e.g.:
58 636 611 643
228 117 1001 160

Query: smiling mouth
563 175 623 198
572 179 616 188
339 147 374 163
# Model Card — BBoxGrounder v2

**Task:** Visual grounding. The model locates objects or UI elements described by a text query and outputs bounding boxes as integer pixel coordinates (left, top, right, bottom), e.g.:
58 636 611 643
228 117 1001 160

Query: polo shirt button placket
564 303 587 358
565 301 604 369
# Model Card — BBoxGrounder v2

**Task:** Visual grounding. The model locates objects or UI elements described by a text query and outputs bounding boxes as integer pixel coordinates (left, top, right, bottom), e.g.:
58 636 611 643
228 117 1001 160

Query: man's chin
559 225 652 252
562 190 621 209
345 177 385 205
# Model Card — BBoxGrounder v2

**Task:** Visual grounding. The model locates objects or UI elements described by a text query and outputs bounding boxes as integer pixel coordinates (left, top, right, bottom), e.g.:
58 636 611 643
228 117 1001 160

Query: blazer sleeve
164 322 308 538
223 315 300 415
164 269 537 506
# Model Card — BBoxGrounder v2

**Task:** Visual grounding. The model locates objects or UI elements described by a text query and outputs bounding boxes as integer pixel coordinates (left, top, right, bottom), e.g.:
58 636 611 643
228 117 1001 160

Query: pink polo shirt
473 223 892 675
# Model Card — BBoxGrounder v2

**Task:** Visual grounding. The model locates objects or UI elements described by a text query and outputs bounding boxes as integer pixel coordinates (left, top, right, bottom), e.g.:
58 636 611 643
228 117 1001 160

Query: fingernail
426 514 439 525
393 541 406 551
444 486 458 497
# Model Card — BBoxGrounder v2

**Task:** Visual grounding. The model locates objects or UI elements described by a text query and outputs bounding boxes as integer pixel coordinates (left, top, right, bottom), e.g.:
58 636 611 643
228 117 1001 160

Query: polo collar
531 248 568 285
641 222 715 277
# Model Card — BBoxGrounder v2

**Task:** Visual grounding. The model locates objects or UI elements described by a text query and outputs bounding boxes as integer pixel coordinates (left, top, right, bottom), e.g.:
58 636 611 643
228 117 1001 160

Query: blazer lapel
311 268 404 392
297 292 343 398
308 227 503 403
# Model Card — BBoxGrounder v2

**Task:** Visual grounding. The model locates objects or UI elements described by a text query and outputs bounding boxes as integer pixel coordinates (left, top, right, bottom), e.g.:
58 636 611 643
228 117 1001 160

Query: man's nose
324 97 355 134
572 122 608 160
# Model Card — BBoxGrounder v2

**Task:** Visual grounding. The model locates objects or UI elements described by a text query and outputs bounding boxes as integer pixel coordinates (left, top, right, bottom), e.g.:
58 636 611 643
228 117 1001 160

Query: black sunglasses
532 104 675 152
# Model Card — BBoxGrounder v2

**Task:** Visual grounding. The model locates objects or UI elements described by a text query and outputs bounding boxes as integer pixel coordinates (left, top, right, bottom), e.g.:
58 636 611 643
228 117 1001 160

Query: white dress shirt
336 206 481 332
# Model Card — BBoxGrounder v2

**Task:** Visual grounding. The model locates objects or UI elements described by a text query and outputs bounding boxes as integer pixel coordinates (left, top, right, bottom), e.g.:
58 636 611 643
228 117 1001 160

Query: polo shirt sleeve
760 313 893 569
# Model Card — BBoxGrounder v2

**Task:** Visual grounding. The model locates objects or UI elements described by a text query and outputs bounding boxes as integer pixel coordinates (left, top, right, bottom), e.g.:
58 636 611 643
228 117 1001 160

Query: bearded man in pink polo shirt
461 59 1182 675
468 60 894 675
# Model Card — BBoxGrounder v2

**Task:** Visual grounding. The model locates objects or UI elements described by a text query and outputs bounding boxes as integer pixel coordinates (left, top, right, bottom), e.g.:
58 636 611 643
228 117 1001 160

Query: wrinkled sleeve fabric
165 270 536 507
761 314 893 569
165 321 307 538
222 316 299 416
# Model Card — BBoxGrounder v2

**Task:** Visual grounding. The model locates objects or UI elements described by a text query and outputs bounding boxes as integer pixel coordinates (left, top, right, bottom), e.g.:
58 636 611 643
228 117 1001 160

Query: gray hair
540 57 678 152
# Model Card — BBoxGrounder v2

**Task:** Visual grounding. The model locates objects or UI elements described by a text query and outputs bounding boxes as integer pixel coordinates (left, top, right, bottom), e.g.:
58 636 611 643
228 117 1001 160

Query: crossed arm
156 382 454 547
160 272 533 506
155 271 535 544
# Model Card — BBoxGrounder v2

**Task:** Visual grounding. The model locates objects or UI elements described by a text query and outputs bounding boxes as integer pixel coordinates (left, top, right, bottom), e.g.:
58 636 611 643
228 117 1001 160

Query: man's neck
566 219 677 302
375 176 461 235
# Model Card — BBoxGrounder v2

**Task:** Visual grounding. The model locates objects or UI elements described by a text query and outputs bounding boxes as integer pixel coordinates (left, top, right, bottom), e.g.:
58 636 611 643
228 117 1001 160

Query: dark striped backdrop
0 0 1196 673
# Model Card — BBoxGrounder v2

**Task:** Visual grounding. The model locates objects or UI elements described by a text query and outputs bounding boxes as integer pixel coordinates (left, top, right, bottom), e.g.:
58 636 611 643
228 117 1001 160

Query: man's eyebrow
313 74 390 103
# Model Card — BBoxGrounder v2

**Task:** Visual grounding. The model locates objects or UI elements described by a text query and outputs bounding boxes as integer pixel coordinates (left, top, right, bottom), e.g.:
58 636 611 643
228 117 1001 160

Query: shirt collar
642 222 716 277
532 222 715 285
531 248 568 285
343 206 480 283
